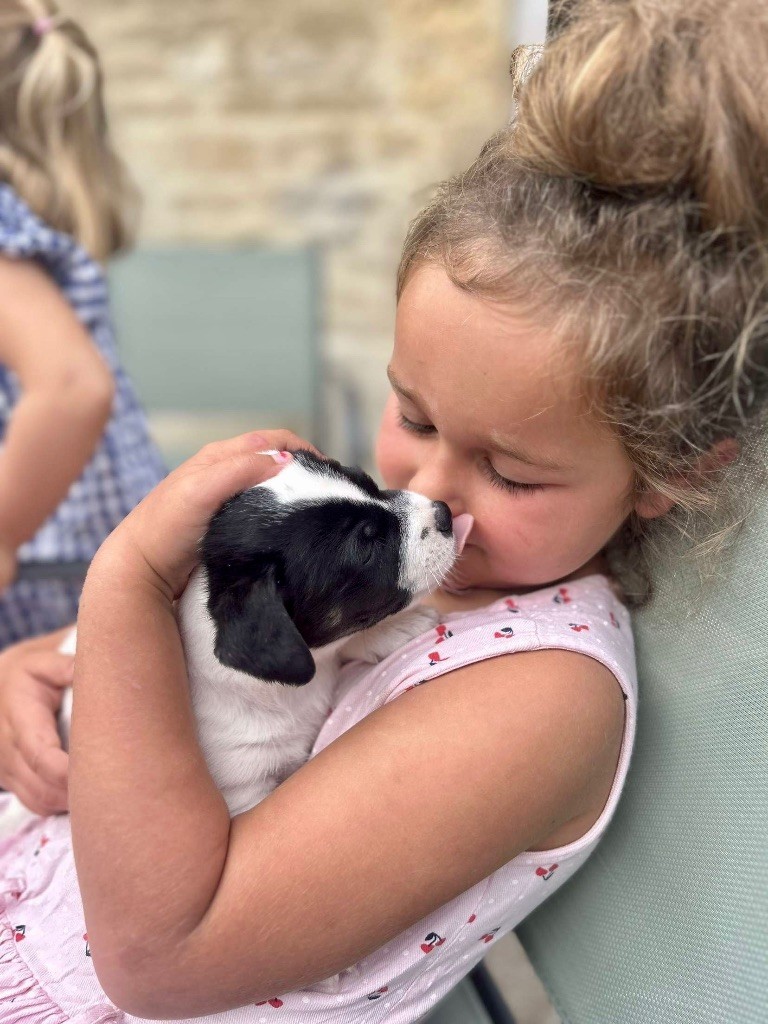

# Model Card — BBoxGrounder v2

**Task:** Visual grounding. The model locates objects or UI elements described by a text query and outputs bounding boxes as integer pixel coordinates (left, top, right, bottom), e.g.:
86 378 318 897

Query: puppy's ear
206 563 316 685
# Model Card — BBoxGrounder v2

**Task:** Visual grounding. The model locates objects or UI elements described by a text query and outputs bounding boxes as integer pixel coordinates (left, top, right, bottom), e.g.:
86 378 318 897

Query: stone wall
64 0 513 459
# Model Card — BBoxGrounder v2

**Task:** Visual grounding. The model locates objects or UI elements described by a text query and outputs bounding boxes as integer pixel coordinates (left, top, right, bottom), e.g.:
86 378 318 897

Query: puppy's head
200 450 458 685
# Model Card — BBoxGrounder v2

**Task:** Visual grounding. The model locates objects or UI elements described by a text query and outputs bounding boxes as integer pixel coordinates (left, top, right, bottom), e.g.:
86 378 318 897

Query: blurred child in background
0 0 165 649
0 0 165 815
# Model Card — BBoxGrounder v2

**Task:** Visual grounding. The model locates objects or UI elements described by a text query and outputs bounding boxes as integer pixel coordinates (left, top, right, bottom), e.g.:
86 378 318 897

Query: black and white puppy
56 450 468 819
179 449 464 815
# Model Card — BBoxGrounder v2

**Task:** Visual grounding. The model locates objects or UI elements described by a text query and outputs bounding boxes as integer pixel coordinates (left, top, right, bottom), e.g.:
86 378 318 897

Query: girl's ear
633 490 675 520
633 438 740 520
206 562 316 685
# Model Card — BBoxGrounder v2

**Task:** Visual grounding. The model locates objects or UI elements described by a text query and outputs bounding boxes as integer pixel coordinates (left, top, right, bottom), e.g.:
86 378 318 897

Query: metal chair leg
469 961 517 1024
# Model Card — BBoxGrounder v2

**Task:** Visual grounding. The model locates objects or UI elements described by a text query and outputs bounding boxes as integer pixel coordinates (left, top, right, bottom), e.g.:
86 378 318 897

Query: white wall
510 0 549 44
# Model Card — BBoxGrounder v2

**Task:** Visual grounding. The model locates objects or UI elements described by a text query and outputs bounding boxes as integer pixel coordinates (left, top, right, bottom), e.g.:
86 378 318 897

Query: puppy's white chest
177 575 439 817
179 569 337 815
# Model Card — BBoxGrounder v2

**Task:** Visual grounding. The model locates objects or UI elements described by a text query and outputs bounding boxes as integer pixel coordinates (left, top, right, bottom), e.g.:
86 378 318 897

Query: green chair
108 245 323 468
109 244 371 470
514 437 768 1023
423 963 515 1023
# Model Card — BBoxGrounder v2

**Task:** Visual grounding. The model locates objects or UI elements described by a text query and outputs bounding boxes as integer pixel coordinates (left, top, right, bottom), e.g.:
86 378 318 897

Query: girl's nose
408 448 464 517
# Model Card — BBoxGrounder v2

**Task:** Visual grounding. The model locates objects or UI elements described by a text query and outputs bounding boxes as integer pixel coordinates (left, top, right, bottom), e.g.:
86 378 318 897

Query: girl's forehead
394 265 585 426
392 265 633 473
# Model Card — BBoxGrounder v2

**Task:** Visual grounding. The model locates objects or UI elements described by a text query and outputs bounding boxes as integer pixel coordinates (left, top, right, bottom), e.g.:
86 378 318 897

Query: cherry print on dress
467 914 476 923
535 864 559 881
494 627 514 639
434 624 453 644
421 931 446 953
569 623 590 632
428 651 449 666
255 997 284 1008
553 588 571 605
13 924 25 941
84 932 91 957
480 928 500 944
33 834 49 857
403 679 428 694
504 599 520 614
367 986 389 1001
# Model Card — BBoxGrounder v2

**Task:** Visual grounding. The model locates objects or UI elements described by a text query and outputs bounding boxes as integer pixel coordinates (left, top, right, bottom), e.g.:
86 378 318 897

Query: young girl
0 0 165 651
2 0 767 1020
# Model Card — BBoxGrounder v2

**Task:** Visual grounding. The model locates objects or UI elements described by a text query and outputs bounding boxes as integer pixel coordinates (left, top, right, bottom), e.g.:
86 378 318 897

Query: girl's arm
0 258 115 554
69 432 626 1019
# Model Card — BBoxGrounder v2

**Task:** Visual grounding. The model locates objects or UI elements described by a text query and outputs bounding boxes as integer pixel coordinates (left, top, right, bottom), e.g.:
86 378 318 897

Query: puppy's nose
431 501 453 535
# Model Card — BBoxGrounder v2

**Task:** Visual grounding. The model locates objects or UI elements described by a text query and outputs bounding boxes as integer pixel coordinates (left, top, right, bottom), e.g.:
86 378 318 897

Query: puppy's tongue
452 514 474 555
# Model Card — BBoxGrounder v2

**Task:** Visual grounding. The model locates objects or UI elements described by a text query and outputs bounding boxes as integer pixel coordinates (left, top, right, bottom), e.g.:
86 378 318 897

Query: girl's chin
444 546 510 593
448 547 553 594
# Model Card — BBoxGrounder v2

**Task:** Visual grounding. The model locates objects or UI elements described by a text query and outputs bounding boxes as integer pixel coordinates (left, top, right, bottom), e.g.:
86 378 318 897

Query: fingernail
258 449 293 465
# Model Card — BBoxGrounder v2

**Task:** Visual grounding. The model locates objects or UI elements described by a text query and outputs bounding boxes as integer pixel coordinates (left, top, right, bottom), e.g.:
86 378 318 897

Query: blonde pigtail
0 0 138 260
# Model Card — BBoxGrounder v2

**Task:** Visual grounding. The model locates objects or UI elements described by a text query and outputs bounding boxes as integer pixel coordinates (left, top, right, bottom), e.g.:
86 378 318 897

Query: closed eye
398 411 544 495
397 412 436 436
480 460 544 496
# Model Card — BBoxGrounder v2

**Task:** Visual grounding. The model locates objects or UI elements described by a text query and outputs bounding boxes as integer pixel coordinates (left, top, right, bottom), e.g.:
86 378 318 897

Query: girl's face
376 265 656 592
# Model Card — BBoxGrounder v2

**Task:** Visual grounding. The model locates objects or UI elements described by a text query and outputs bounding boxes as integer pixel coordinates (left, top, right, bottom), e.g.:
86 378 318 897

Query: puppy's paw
340 604 440 665
396 604 442 637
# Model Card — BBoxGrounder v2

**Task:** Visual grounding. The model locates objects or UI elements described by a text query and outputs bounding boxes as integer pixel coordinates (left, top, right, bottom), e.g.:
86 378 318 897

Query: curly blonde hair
0 0 137 260
398 0 768 607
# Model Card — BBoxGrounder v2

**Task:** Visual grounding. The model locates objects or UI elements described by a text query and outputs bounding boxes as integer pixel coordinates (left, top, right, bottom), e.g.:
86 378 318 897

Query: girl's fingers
23 651 76 690
151 431 323 529
183 430 322 474
99 430 328 599
0 650 72 806
181 431 272 471
6 752 68 815
12 650 73 783
158 446 304 541
181 448 293 511
13 695 70 790
30 743 69 793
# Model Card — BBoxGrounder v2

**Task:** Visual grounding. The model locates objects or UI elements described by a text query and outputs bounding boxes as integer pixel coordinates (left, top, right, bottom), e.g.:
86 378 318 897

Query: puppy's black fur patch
202 451 411 685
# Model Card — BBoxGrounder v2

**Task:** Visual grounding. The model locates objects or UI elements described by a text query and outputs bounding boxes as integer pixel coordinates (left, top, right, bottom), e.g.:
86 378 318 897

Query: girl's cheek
374 397 412 488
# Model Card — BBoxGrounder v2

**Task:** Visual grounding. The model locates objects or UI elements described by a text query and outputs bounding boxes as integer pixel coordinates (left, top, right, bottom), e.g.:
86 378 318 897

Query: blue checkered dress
0 184 167 647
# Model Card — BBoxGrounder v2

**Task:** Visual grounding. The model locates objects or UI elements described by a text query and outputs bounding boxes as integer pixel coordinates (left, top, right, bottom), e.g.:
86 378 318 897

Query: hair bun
514 0 768 239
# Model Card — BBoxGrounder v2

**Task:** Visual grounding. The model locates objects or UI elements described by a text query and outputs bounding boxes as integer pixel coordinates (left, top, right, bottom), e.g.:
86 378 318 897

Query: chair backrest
517 435 768 1023
109 246 321 467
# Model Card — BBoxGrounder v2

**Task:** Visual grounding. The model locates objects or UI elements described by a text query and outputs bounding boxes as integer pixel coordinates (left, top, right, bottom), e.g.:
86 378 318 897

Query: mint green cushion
517 442 768 1022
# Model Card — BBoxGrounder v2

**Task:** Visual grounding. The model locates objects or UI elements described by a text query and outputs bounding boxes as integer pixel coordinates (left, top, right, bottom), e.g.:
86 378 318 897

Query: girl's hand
92 430 322 602
0 542 17 593
0 638 73 814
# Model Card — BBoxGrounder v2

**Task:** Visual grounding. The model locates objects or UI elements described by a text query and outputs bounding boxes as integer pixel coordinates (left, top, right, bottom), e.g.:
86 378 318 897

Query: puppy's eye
359 521 379 543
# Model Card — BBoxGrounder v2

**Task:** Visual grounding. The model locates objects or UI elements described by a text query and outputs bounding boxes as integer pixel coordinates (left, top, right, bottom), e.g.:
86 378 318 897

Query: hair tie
32 15 58 37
